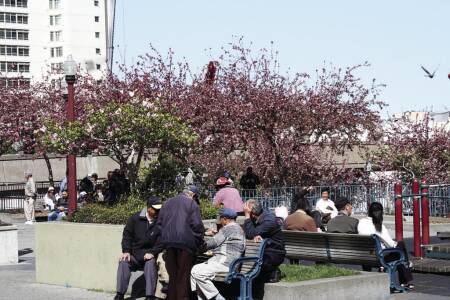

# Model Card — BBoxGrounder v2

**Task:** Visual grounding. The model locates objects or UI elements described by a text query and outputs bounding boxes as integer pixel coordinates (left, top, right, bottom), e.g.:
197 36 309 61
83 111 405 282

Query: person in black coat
243 199 286 300
114 197 163 300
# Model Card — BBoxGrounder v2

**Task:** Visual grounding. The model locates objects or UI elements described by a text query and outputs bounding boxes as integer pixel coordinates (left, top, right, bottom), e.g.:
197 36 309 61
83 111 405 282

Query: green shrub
72 194 218 224
279 264 359 282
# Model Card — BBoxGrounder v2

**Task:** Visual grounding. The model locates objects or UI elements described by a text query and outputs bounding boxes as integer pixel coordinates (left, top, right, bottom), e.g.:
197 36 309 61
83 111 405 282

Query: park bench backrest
282 230 380 266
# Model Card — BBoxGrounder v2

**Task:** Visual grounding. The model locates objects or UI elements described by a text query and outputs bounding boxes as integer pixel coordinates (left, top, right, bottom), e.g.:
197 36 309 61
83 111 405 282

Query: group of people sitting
114 181 414 300
114 185 285 300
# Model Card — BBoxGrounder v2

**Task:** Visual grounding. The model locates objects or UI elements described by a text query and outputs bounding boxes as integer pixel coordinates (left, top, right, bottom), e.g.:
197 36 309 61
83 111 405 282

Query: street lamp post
64 55 77 217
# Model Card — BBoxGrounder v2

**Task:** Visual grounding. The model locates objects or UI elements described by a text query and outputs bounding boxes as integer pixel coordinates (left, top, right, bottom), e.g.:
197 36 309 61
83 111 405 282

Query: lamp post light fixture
64 55 77 218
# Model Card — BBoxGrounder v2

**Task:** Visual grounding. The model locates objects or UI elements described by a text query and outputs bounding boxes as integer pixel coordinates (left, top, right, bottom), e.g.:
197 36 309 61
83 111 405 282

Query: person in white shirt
43 187 56 211
358 202 414 289
315 189 338 221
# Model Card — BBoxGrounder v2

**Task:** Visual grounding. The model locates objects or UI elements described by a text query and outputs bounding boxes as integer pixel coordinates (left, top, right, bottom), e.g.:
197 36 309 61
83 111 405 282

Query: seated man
114 197 163 300
47 206 66 221
191 208 245 300
243 199 286 300
326 196 359 234
315 189 338 222
43 187 56 211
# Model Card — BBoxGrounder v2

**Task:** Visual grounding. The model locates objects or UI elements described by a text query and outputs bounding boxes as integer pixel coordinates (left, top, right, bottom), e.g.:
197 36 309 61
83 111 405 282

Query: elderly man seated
191 208 245 300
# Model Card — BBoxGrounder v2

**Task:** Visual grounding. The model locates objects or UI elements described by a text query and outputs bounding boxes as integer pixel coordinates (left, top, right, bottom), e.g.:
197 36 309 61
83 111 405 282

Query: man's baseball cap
219 208 237 219
187 185 200 196
147 196 162 210
216 177 229 186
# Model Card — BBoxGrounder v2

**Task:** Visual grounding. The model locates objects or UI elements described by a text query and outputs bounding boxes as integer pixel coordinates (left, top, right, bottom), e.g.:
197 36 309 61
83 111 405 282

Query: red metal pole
412 179 421 257
394 181 403 242
66 78 77 217
421 179 430 250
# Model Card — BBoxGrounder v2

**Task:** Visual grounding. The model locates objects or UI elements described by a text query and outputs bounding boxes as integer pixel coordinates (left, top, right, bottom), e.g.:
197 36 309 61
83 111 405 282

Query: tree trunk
43 152 54 186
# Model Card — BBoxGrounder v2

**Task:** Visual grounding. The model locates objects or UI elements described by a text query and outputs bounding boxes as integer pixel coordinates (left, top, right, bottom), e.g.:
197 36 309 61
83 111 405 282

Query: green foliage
137 153 187 198
71 193 218 224
199 198 219 220
72 194 145 225
279 264 359 282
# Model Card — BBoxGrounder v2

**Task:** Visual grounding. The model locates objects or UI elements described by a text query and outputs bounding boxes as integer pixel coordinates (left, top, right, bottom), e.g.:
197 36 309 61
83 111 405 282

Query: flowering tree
0 82 64 184
39 72 196 188
170 41 385 185
371 117 450 183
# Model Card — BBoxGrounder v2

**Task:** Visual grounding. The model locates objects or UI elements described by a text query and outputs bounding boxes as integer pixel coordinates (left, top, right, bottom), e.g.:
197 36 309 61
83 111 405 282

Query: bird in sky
421 65 439 78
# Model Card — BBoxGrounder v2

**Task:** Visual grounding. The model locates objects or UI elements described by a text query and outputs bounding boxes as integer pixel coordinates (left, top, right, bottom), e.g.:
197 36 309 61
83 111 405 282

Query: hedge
72 194 219 225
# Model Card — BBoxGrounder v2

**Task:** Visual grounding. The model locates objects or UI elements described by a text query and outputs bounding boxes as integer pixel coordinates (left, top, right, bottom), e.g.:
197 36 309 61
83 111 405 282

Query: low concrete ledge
265 272 390 300
0 224 18 265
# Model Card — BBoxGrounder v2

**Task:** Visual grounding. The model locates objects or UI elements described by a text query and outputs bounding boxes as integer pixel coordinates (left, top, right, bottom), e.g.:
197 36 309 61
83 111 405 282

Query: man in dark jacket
326 196 359 234
114 197 163 300
157 185 205 300
243 199 285 300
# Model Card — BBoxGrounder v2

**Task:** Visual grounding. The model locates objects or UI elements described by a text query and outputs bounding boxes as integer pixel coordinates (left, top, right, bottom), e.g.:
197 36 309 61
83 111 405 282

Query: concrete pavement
1 214 450 300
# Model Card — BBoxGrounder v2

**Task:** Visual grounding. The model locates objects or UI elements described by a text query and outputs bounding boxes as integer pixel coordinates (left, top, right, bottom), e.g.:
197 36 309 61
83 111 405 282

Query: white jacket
357 217 397 248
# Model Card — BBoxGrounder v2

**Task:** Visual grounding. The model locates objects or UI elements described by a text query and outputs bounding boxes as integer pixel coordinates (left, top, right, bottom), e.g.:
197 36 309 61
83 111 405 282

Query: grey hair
246 199 263 216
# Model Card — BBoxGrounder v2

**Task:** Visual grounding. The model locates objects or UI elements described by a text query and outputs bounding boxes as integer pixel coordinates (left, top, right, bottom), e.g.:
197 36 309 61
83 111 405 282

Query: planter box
36 222 124 292
36 222 390 299
0 224 18 265
265 272 389 300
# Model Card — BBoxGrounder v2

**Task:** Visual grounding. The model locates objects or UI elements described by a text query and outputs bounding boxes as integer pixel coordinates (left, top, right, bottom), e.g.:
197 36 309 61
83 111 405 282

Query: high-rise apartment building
0 0 115 87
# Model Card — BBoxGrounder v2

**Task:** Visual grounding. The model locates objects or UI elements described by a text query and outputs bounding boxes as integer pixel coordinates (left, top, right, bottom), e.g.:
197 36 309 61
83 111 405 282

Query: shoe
215 294 226 300
25 221 33 225
113 294 124 300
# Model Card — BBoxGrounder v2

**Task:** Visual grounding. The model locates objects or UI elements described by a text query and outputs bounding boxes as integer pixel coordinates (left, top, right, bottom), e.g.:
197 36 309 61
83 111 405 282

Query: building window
0 45 29 56
0 13 28 24
50 46 63 58
50 14 61 26
95 48 100 54
94 0 99 6
0 0 28 7
0 77 30 87
94 16 99 22
96 64 101 70
0 61 30 73
95 32 100 38
50 62 63 72
49 0 60 9
0 28 29 40
50 30 61 41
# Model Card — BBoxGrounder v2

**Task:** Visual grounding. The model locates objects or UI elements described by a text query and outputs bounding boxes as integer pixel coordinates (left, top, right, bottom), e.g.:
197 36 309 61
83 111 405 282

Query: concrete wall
0 225 18 265
35 222 123 292
36 222 391 299
0 155 119 183
265 272 389 300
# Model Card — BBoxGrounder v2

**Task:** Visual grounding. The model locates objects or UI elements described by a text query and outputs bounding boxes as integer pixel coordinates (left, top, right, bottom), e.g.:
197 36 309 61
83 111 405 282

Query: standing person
243 199 285 300
114 197 164 300
24 170 36 225
191 208 245 300
239 167 260 199
285 196 317 232
213 177 243 215
59 171 68 195
315 188 338 222
158 185 205 300
327 196 359 234
358 202 414 289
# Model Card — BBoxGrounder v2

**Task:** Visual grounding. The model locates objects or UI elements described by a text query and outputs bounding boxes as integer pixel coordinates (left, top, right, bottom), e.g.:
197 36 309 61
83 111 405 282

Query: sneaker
215 294 226 300
25 221 33 225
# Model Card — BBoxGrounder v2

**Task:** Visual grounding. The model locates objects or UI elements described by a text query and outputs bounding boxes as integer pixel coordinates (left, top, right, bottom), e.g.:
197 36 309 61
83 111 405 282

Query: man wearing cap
24 170 36 225
191 208 245 300
114 197 164 300
326 196 359 234
158 185 205 300
213 177 243 214
43 187 56 211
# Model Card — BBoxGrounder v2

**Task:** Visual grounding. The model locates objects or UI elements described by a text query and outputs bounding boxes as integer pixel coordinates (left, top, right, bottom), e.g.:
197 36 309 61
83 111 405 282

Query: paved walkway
1 215 450 299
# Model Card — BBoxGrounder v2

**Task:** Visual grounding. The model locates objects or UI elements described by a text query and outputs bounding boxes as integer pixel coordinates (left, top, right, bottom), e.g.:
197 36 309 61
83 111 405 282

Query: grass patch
279 264 359 282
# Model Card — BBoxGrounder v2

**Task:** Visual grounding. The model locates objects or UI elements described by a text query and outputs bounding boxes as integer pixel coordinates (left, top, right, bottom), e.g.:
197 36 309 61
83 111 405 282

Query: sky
113 0 450 117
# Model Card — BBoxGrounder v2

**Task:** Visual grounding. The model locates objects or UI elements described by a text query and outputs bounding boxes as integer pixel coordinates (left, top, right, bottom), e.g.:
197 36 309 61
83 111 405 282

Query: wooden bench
197 239 268 299
282 230 408 292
